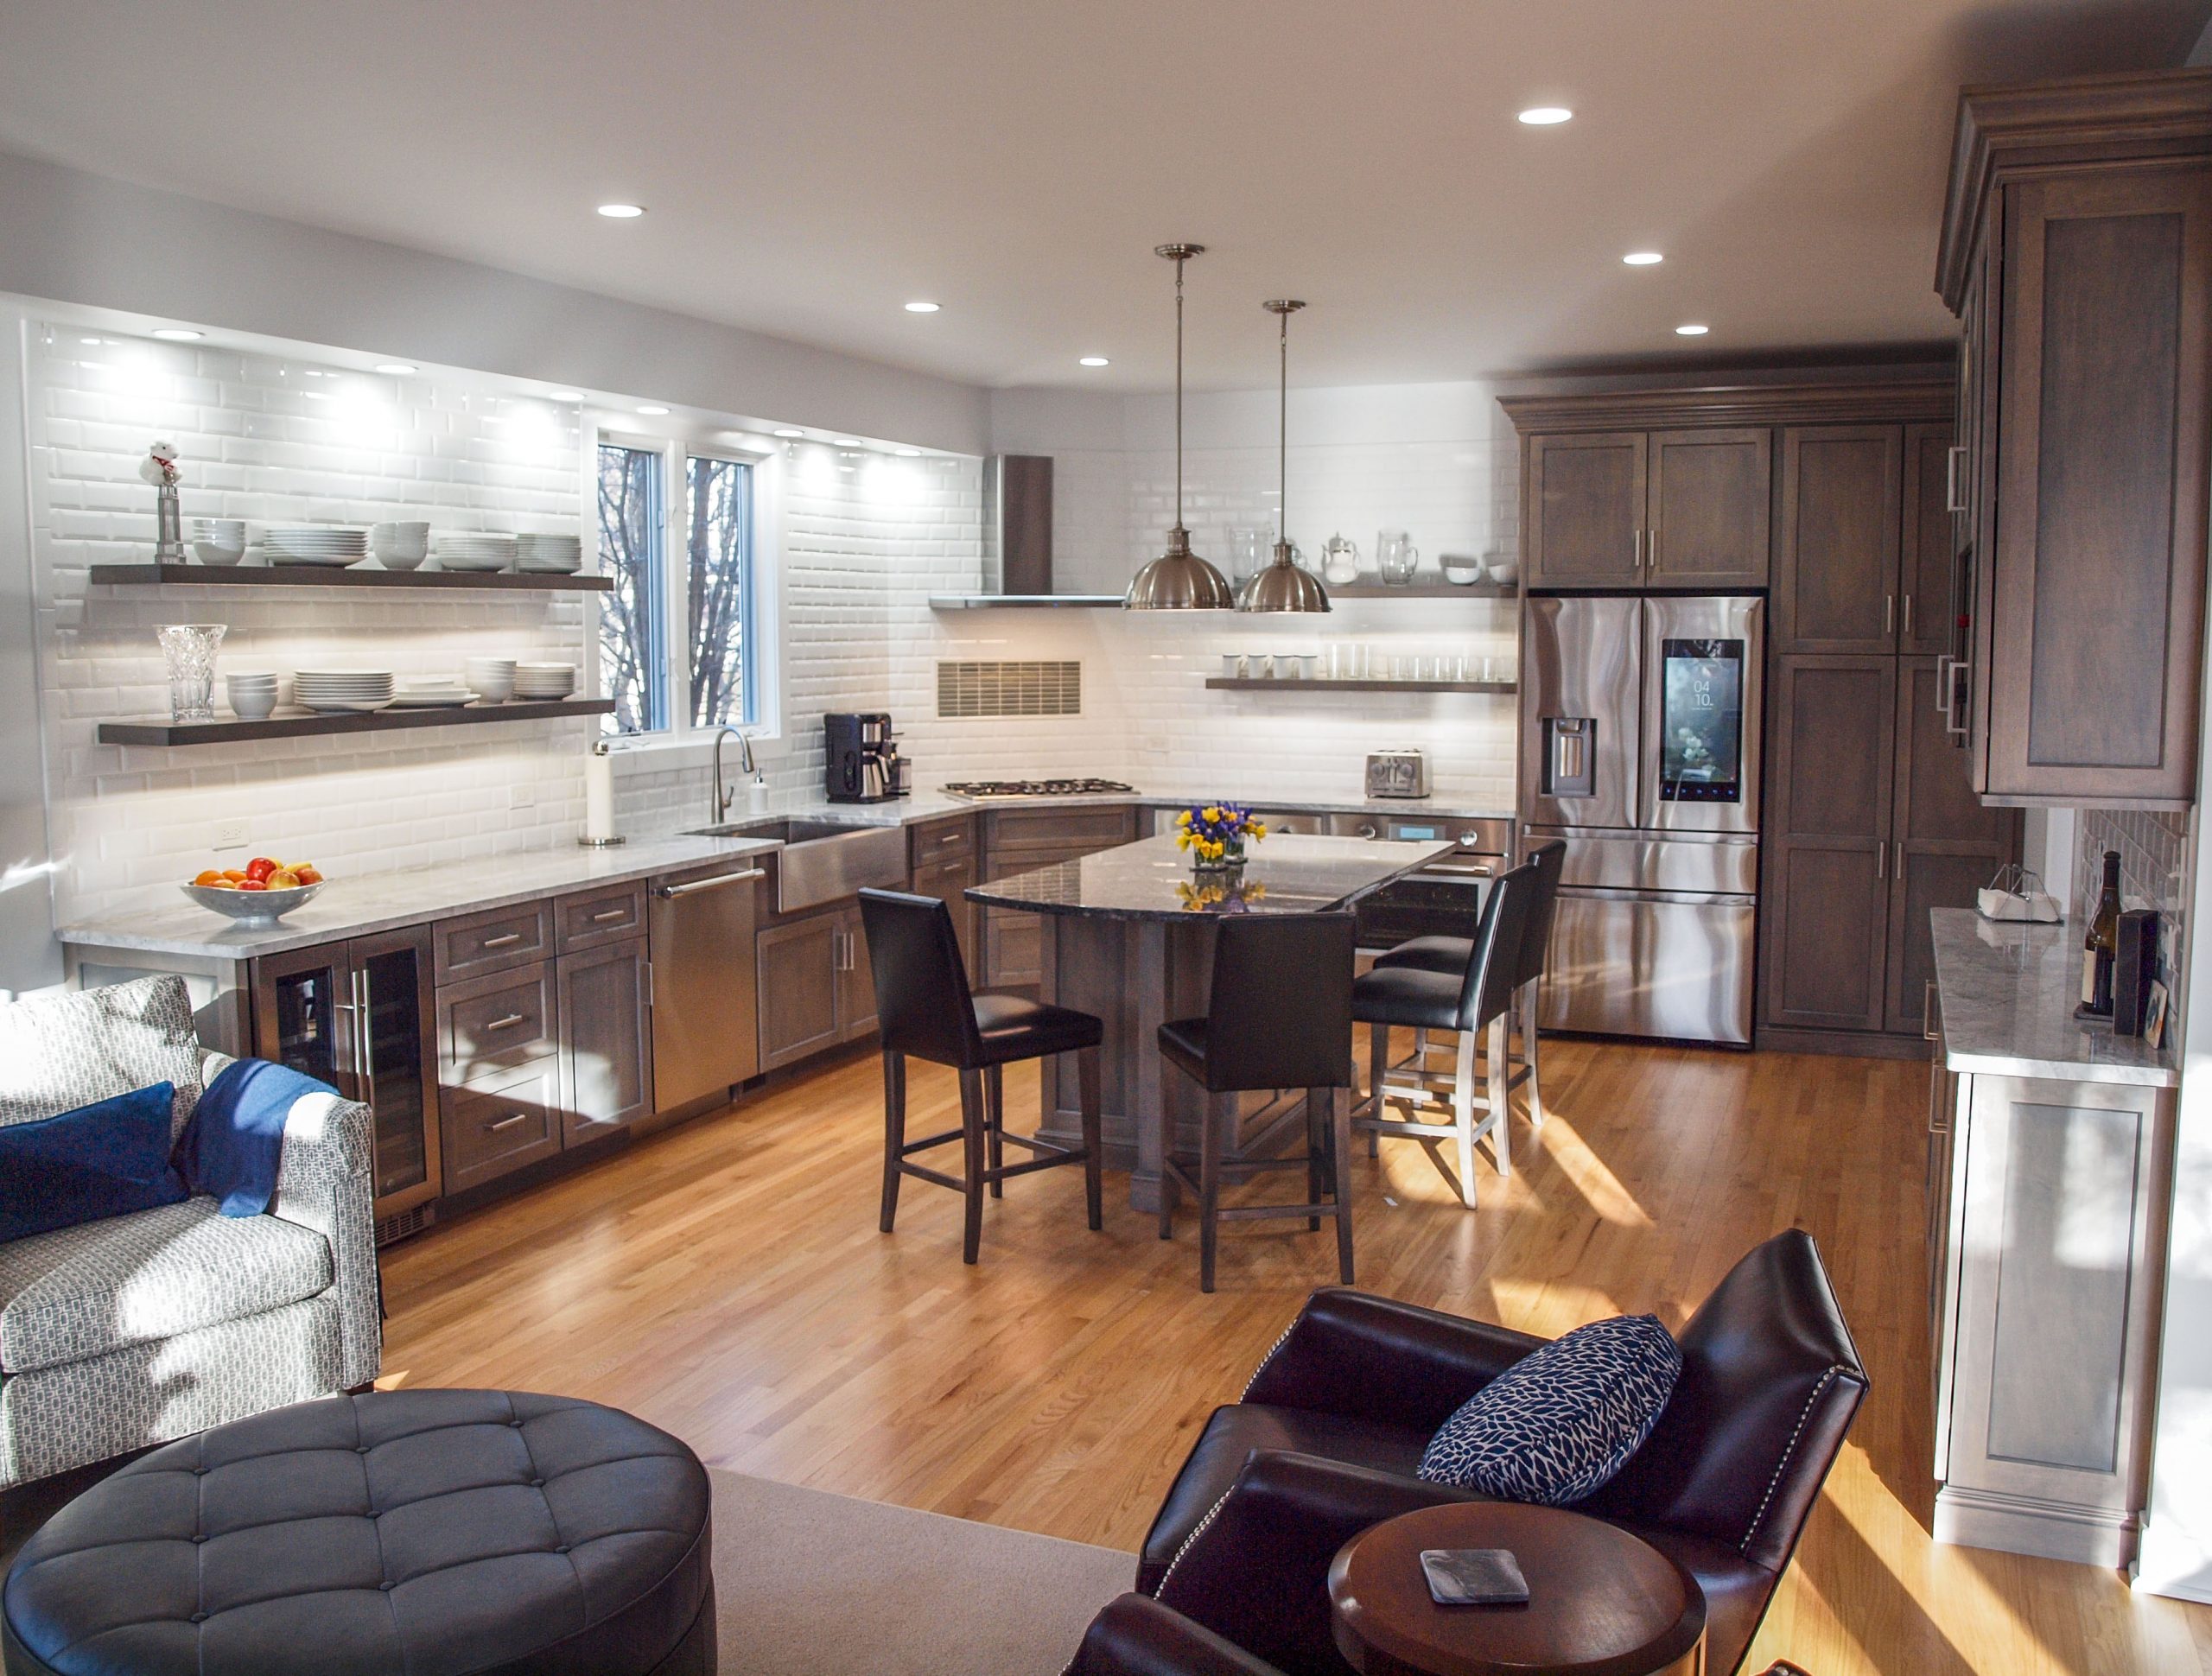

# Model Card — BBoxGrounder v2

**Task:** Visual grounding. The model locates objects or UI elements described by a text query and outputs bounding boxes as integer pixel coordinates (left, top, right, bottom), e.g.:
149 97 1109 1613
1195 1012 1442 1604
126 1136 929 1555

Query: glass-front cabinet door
251 929 441 1221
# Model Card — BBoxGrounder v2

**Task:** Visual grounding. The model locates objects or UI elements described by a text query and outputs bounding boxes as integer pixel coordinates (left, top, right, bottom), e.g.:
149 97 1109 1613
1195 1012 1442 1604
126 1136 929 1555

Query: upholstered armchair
1136 1231 1864 1676
0 976 380 1487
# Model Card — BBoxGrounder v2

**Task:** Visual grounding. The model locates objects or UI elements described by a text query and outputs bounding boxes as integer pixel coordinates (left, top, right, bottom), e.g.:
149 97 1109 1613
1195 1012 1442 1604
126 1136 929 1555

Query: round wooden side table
1327 1501 1707 1676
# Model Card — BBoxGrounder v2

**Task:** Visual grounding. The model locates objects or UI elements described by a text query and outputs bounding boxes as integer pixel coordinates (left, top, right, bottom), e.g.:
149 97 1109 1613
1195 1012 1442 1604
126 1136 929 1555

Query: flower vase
154 483 185 563
1192 836 1247 876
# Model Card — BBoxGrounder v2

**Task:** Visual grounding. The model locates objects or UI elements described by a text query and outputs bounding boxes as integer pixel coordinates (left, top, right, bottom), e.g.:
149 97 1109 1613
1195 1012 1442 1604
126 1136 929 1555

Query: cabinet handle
1923 980 1939 1044
485 1013 528 1032
1936 654 1955 717
1944 660 1971 740
487 1112 530 1133
1649 529 1660 572
1877 841 1886 881
1631 529 1643 570
352 966 375 1094
1946 445 1968 513
480 931 524 949
1885 594 1895 637
588 906 629 923
1902 594 1914 638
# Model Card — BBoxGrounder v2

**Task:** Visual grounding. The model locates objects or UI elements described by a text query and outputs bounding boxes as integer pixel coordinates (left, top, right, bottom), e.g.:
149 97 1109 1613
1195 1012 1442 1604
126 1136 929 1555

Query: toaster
1365 748 1430 800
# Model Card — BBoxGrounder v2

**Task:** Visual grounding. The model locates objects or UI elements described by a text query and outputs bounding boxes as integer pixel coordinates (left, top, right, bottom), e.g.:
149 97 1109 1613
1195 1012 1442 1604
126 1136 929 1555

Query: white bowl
229 689 279 721
193 539 247 566
191 517 246 539
181 880 324 926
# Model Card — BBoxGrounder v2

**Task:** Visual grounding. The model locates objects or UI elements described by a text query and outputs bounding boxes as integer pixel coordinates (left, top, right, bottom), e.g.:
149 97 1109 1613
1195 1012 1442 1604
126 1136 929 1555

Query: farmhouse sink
685 816 908 912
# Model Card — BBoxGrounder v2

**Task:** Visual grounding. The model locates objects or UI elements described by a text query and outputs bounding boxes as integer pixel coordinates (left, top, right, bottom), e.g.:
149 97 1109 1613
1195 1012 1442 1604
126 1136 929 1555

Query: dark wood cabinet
1901 423 1956 656
441 1060 563 1195
1775 426 1903 653
1525 432 1646 588
1646 428 1770 587
911 852 978 971
756 911 845 1071
977 805 1137 989
558 936 653 1142
1938 73 2212 809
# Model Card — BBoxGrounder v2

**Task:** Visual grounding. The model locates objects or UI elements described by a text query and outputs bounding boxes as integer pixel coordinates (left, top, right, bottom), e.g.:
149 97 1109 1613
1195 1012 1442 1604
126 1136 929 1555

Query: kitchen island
969 831 1453 1211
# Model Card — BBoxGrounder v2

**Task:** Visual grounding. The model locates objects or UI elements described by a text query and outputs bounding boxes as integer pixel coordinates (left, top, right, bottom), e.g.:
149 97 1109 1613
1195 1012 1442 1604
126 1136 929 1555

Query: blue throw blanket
175 1058 339 1217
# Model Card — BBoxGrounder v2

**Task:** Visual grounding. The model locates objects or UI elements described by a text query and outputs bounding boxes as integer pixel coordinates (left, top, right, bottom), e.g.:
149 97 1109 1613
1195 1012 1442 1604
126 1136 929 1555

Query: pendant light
1239 298 1329 613
1125 244 1236 610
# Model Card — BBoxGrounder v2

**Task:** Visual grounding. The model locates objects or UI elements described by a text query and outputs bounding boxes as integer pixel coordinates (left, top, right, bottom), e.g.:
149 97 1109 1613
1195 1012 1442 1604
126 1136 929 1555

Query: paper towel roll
584 746 616 842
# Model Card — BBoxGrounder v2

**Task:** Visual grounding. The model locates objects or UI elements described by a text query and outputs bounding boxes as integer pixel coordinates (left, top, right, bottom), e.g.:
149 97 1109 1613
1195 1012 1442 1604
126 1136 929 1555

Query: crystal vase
156 624 226 721
1192 835 1247 875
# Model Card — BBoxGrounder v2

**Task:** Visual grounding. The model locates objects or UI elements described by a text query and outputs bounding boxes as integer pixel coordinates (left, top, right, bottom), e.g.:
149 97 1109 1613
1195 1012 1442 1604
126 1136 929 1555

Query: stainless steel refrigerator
1519 594 1764 1045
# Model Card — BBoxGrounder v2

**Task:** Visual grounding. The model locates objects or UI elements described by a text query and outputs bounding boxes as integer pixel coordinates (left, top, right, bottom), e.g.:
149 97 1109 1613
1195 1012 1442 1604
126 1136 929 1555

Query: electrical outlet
213 819 251 850
511 784 538 809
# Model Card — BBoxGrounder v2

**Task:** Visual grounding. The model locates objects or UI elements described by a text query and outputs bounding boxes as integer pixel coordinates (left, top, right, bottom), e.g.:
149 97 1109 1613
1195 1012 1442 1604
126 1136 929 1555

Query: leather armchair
1139 1230 1864 1676
1069 1594 1291 1676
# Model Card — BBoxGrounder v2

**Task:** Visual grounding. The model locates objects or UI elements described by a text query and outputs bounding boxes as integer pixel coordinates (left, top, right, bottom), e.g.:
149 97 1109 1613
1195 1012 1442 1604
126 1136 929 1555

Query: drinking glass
1227 527 1268 584
157 624 226 721
1376 530 1419 586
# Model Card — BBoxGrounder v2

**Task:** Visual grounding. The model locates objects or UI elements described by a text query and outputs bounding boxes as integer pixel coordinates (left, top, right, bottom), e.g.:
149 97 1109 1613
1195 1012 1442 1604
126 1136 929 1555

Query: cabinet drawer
435 900 555 981
556 883 646 955
910 815 976 867
985 805 1135 853
438 962 559 1084
441 1060 563 1193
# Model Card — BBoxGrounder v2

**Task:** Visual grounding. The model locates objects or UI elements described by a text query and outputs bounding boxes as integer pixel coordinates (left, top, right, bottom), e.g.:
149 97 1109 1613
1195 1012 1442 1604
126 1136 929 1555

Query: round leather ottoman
2 1389 714 1676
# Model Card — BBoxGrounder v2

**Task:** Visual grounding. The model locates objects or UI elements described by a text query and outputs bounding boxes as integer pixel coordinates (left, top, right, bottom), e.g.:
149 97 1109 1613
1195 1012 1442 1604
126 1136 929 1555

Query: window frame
587 422 783 764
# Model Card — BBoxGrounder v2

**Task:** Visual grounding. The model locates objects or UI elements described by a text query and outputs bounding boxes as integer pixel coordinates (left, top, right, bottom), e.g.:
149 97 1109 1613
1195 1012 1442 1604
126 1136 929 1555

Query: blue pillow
175 1058 334 1217
1417 1314 1682 1505
0 1082 188 1244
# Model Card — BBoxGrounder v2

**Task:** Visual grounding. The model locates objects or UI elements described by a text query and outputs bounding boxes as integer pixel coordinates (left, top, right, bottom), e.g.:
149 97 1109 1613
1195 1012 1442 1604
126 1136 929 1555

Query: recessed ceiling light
550 391 582 402
895 448 922 457
374 363 417 375
637 404 671 416
903 301 941 314
151 328 203 341
1623 252 1663 266
1675 323 1710 336
772 428 804 439
1078 356 1110 367
597 203 645 219
834 438 861 447
78 336 99 346
1517 106 1573 125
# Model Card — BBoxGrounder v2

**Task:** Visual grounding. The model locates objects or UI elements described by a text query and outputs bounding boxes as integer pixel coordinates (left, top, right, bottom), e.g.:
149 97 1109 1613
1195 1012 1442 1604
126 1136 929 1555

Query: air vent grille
937 660 1082 719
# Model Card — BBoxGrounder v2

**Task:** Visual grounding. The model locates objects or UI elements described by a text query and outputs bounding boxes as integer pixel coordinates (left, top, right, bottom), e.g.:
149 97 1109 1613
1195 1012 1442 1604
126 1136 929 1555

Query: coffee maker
823 713 910 803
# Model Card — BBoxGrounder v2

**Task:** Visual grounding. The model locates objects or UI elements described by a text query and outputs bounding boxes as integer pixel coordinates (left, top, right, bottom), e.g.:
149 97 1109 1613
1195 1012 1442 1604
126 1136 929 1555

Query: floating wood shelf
99 698 615 747
927 594 1127 609
89 563 613 594
1205 677 1516 695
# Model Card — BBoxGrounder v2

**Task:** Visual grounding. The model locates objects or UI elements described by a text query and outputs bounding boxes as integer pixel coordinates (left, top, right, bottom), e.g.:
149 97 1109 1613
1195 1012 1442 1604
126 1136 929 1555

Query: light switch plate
213 819 250 850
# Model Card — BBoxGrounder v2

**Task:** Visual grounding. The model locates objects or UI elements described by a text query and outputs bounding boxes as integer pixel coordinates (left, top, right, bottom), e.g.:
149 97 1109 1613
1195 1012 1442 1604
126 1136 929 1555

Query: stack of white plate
516 534 584 575
391 676 474 708
264 527 369 567
437 534 518 572
294 668 396 713
225 670 281 721
513 662 578 701
465 657 517 702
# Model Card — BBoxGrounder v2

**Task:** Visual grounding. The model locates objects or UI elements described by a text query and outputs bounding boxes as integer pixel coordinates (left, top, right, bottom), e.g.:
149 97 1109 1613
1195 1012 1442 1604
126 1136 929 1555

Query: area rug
709 1469 1135 1674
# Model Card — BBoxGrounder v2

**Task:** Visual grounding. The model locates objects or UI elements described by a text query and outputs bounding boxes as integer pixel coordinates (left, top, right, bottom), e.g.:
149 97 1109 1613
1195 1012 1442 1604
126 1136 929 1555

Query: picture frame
2145 981 2171 1051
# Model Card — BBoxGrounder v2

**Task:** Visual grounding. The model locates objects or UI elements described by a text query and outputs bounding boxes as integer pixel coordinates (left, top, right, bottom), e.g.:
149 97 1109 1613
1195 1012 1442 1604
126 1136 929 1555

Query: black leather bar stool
1155 912 1357 1293
1371 837 1564 1133
859 888 1103 1264
1351 857 1535 1207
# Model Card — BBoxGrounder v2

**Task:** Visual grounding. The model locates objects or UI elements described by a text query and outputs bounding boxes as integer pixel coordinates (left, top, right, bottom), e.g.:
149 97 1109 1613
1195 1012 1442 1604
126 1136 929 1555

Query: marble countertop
966 832 1453 921
58 834 783 960
1930 907 2177 1088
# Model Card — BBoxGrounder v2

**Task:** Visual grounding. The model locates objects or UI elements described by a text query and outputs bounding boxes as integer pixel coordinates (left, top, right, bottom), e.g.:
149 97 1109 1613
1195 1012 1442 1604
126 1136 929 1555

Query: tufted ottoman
1 1389 714 1676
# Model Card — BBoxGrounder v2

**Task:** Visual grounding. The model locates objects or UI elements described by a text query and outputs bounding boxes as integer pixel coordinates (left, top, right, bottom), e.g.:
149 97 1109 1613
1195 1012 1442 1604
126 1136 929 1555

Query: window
596 441 669 734
595 437 764 740
684 454 755 727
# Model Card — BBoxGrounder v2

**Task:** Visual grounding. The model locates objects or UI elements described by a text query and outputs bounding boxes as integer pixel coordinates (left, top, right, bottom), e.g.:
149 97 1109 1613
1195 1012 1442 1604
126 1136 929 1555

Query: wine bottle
2082 850 2122 1017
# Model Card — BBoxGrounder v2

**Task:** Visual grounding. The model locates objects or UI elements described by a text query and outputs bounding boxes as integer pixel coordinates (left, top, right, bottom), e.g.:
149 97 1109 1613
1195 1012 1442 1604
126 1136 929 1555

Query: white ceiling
0 1 2204 392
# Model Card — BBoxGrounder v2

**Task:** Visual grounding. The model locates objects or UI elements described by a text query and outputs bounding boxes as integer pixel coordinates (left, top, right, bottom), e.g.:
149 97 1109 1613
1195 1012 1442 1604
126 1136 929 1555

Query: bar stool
1370 838 1564 1132
1155 912 1358 1293
1351 858 1535 1208
858 888 1103 1264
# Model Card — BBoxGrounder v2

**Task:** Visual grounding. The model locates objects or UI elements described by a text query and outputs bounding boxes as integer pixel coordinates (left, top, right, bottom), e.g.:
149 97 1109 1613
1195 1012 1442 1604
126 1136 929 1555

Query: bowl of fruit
182 857 327 926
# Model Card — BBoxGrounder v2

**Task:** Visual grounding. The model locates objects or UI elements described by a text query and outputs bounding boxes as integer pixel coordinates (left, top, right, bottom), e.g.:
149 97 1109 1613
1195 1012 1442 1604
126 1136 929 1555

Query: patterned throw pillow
1417 1314 1682 1505
0 975 205 1141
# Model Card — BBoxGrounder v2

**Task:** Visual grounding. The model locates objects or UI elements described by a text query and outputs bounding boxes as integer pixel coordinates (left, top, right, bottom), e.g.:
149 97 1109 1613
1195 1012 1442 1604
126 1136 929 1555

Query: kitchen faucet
711 724 760 822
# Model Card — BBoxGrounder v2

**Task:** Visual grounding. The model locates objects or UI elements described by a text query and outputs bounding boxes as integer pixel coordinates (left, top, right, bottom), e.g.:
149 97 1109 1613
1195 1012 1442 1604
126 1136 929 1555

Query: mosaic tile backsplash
2075 806 2190 1044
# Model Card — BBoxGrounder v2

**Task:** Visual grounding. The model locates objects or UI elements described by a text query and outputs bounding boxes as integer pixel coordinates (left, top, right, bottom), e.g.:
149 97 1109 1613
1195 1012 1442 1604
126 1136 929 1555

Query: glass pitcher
1376 530 1420 586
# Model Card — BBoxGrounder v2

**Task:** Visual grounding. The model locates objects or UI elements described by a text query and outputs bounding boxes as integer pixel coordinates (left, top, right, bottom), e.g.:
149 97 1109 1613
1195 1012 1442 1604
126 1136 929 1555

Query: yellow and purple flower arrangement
1173 803 1268 867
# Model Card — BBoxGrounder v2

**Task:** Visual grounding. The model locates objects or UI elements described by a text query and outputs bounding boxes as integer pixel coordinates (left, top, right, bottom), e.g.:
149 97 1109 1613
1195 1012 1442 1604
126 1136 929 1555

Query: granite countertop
779 789 1516 824
1930 907 2177 1088
58 834 783 961
966 832 1454 921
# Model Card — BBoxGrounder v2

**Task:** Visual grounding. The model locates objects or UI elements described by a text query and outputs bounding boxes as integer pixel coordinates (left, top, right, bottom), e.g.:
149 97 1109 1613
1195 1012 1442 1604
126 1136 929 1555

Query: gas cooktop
940 778 1139 802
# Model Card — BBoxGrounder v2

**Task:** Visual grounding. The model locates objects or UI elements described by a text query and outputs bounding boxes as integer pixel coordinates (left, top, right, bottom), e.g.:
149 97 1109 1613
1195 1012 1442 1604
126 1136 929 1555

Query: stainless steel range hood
929 454 1122 609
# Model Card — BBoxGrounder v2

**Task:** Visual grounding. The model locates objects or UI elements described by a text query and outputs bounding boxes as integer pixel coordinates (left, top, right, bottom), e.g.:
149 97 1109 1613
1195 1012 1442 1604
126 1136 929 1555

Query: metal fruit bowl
180 880 326 926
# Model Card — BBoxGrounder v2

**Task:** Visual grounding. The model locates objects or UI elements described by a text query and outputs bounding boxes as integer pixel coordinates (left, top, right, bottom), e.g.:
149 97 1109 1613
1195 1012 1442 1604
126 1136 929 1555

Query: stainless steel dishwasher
647 856 767 1114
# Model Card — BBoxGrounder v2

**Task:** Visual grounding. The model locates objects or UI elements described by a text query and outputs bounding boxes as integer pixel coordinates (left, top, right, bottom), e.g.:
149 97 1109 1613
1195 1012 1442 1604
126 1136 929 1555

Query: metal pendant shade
1125 244 1236 610
1240 296 1329 613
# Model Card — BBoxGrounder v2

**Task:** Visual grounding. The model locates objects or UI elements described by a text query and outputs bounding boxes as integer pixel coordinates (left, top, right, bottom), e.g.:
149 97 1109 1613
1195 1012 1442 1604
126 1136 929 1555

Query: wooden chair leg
1522 979 1547 1130
1077 1045 1103 1232
958 1068 988 1264
879 1050 906 1234
985 1062 1006 1199
1306 1089 1324 1232
1488 1013 1511 1178
1367 1023 1387 1156
1157 1094 1176 1241
1330 1086 1356 1285
1199 1090 1225 1292
1452 1027 1478 1210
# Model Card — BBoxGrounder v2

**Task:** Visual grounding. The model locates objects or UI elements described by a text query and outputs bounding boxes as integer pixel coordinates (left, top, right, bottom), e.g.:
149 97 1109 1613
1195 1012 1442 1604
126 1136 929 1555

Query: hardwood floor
379 1035 2212 1675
